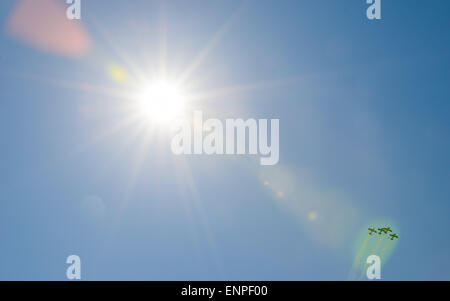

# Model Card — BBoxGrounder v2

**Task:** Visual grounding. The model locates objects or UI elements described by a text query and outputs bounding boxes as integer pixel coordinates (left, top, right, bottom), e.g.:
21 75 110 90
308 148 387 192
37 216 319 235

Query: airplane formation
350 226 399 280
367 227 398 240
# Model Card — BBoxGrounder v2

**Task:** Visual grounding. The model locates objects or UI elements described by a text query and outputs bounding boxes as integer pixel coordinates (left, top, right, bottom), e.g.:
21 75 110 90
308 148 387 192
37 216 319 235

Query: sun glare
136 81 186 124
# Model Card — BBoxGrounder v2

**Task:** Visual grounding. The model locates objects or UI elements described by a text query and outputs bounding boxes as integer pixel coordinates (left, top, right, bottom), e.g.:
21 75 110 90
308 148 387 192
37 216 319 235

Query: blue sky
0 0 449 280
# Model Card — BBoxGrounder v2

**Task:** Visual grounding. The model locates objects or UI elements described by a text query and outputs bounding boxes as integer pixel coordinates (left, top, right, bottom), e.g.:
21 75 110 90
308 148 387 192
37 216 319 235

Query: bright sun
136 80 186 124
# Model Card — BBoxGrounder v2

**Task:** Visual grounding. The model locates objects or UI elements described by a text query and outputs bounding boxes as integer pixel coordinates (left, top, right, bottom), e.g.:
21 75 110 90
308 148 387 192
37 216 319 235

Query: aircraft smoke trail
372 234 385 254
359 234 385 280
348 234 370 280
379 240 392 259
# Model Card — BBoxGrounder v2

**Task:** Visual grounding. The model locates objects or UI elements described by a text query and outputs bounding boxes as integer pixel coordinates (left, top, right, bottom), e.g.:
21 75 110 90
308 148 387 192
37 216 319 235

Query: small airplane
378 227 393 234
389 234 399 240
378 228 387 234
368 228 377 235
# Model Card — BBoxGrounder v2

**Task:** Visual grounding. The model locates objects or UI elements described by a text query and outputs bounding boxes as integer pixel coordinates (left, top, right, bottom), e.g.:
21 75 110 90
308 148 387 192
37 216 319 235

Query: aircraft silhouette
368 228 377 235
378 228 387 234
389 234 399 241
378 227 393 235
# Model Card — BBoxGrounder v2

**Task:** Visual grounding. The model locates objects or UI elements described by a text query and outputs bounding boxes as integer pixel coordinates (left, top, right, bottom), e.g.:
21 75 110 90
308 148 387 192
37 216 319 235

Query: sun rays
134 79 187 124
6 0 304 274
